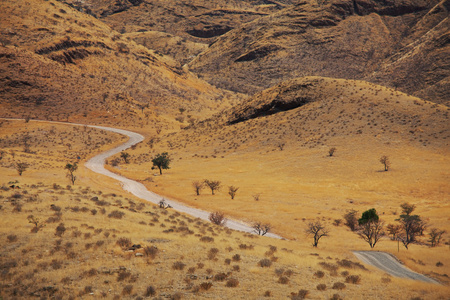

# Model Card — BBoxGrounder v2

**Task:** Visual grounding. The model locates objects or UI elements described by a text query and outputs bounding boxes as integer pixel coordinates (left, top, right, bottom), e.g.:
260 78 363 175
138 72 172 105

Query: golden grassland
104 78 450 285
0 121 449 299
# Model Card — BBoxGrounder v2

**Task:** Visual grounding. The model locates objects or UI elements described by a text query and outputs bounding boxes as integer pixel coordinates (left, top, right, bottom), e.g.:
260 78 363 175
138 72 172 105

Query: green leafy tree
358 208 384 248
152 152 171 175
65 162 78 185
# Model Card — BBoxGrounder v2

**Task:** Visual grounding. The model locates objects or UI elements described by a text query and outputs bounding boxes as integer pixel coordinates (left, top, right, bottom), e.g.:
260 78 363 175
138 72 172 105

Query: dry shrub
50 259 62 270
171 292 183 300
214 272 228 281
314 270 325 278
116 237 132 250
332 282 346 290
224 258 231 265
197 262 204 269
199 236 214 243
291 290 309 300
55 223 66 237
259 258 272 268
232 254 241 261
172 261 186 270
226 278 239 287
239 244 254 250
117 271 131 282
108 210 125 219
317 283 327 291
122 285 133 295
345 275 361 284
337 259 367 270
144 246 158 259
330 294 343 300
144 286 156 297
381 277 391 283
199 282 213 291
264 291 272 297
208 248 219 260
6 235 17 242
340 271 349 277
233 265 240 272
278 276 289 284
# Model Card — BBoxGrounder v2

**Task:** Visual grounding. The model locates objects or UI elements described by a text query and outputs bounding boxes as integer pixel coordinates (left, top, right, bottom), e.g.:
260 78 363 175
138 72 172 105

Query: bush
264 291 272 297
55 223 66 237
122 285 133 295
314 270 325 278
317 284 327 291
144 246 158 259
345 275 361 284
199 282 213 291
332 282 346 290
259 258 272 268
117 271 131 282
214 272 228 281
226 278 239 287
172 261 186 270
232 254 241 261
7 235 17 242
330 294 343 300
144 286 156 297
199 236 214 243
278 276 289 284
108 210 125 219
116 237 132 250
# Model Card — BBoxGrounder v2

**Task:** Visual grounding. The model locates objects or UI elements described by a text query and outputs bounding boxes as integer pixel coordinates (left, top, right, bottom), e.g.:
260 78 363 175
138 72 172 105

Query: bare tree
228 186 239 199
428 228 445 247
277 142 285 151
379 155 390 171
209 211 227 226
343 209 358 231
15 162 29 176
357 209 384 248
252 193 261 201
28 215 44 233
328 147 336 157
253 222 271 236
306 221 329 247
204 180 221 195
65 162 78 185
192 180 204 195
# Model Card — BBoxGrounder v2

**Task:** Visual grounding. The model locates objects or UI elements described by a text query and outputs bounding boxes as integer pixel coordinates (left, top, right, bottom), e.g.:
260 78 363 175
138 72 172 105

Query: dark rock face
187 25 234 38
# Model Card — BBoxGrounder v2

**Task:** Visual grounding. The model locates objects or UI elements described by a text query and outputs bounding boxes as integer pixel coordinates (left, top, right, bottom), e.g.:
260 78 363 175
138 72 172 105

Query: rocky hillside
188 0 449 105
0 0 232 126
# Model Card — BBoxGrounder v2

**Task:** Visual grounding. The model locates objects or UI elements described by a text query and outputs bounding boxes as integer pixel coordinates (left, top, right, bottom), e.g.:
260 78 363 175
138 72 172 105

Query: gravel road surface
353 251 439 284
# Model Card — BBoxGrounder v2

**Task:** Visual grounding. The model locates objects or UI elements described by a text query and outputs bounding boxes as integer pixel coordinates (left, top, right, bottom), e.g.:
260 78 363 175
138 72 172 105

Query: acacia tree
209 211 227 226
253 222 271 236
204 180 221 195
380 155 390 171
65 162 78 185
152 152 171 175
228 186 239 199
15 162 29 176
358 208 384 248
397 203 425 249
306 221 329 247
120 152 130 164
192 180 204 195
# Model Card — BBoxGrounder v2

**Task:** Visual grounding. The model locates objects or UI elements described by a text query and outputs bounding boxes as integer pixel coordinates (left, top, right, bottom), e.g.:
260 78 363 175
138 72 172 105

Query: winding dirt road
83 124 283 239
353 251 439 284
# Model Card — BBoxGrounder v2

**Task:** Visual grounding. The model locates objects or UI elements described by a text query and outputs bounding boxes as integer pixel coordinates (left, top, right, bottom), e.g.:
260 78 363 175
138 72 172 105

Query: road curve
353 251 439 284
82 125 283 239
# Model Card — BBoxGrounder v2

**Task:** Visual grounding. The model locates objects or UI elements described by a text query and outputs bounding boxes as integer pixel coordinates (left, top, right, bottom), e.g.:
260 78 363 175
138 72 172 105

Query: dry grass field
1 119 449 299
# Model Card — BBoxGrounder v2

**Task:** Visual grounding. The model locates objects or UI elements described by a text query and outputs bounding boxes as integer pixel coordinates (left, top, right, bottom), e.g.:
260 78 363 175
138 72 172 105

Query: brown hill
0 0 234 127
188 0 449 105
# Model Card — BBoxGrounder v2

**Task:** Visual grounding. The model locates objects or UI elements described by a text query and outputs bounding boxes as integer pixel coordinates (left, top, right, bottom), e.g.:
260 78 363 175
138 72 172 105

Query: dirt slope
0 0 233 126
188 0 449 105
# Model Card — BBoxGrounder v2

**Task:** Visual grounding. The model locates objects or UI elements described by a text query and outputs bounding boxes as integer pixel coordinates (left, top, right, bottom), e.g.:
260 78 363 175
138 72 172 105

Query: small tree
192 180 204 196
306 221 329 247
15 162 29 176
277 142 285 151
386 224 402 240
209 211 227 226
253 222 271 236
358 208 384 248
120 152 130 164
204 180 221 195
397 203 424 249
228 186 239 199
328 147 336 157
343 209 358 231
28 215 44 233
65 162 78 185
428 228 445 247
152 152 171 175
379 155 390 171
